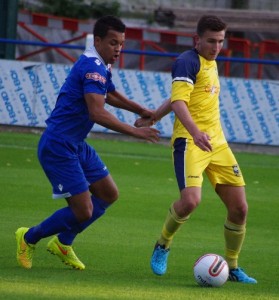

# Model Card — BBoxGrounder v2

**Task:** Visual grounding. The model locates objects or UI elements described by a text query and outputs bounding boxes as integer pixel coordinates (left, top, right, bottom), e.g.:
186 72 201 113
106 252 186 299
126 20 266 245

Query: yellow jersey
171 48 226 146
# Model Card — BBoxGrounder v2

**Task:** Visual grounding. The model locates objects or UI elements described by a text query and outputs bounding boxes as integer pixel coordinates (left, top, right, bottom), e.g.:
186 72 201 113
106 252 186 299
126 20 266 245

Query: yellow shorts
172 138 245 190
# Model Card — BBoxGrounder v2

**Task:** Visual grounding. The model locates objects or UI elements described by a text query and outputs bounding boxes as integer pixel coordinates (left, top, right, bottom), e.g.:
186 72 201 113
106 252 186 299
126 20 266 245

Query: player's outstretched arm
85 92 160 143
134 98 172 127
107 90 155 120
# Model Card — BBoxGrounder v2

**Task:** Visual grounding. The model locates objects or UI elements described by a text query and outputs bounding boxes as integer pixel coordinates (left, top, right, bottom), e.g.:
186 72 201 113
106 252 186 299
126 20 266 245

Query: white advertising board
0 59 278 146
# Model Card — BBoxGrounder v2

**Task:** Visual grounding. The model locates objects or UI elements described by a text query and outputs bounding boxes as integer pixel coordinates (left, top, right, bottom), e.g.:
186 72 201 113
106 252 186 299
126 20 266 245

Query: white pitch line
0 143 171 161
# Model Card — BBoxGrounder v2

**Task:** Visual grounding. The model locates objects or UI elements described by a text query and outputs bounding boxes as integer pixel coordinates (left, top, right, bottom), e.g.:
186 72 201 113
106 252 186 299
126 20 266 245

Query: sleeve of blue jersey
81 57 108 95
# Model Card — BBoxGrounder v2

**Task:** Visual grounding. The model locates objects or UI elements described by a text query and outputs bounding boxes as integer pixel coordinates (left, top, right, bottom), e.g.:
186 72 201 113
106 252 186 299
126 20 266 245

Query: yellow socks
224 219 246 269
156 208 246 268
157 204 189 249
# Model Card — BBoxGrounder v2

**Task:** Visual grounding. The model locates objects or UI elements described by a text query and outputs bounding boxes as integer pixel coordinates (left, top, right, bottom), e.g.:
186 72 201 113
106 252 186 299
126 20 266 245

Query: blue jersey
45 47 116 142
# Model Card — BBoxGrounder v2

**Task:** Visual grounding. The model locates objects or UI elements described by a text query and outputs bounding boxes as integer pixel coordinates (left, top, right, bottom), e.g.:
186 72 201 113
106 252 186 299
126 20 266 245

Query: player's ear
194 34 199 47
94 36 102 47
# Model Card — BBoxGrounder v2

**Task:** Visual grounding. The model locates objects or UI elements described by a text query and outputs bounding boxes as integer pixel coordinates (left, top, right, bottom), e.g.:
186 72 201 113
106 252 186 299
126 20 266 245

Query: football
193 253 229 287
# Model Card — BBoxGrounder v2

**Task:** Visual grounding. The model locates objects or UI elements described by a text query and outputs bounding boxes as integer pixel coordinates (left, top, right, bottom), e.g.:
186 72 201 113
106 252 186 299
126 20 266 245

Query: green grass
0 131 278 300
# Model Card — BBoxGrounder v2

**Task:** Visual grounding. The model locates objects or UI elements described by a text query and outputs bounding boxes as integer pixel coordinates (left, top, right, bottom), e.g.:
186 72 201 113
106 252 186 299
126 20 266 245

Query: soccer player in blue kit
136 15 257 283
15 15 160 270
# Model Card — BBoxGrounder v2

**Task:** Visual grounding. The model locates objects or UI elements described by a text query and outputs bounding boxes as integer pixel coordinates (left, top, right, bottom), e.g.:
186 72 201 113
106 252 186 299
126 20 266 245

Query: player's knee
186 199 200 212
90 180 119 204
76 202 93 222
104 186 119 203
229 201 248 222
180 194 200 214
111 189 119 202
237 201 248 219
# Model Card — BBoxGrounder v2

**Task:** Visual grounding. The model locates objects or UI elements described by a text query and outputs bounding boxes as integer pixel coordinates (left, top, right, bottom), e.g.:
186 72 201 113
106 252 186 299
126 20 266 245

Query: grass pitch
0 131 278 300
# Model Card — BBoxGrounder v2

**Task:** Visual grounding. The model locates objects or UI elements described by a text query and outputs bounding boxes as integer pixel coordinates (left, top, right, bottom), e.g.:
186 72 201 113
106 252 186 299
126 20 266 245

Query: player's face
95 30 125 65
195 30 225 61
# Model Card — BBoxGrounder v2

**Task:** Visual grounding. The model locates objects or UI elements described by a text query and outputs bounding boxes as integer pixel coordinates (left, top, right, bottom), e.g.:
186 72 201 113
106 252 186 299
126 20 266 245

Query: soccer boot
15 227 35 269
47 236 85 270
229 267 257 284
150 243 170 275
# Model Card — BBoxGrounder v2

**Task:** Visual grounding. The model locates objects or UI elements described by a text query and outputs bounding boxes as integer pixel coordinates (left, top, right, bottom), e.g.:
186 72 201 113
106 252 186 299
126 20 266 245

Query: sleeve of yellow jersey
171 81 194 104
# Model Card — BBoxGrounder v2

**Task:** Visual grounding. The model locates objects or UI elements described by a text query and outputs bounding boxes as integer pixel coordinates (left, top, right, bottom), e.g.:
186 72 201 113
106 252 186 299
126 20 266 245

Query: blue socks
58 196 110 245
24 206 80 244
25 196 110 245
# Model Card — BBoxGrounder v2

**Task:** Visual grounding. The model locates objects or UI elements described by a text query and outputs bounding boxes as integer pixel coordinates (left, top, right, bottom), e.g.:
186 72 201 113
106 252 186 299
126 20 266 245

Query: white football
193 253 229 287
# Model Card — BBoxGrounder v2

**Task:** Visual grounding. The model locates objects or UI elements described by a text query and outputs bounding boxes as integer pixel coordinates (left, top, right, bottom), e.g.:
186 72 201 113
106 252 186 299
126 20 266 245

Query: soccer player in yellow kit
136 15 257 283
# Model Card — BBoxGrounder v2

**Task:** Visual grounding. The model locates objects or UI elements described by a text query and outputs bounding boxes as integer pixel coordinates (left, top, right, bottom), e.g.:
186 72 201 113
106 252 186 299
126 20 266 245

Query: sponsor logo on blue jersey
85 72 106 84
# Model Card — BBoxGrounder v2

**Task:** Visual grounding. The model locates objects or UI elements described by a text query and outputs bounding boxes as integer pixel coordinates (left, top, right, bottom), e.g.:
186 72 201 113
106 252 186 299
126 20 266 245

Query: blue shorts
38 131 109 199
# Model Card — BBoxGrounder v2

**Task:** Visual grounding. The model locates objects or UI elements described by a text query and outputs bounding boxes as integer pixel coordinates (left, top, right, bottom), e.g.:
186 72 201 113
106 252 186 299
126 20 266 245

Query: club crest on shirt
232 164 241 177
85 72 106 84
94 58 101 66
204 84 220 94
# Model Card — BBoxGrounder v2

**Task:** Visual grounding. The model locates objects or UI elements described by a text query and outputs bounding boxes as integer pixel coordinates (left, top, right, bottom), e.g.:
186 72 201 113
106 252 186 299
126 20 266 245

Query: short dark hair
197 15 227 36
93 15 126 38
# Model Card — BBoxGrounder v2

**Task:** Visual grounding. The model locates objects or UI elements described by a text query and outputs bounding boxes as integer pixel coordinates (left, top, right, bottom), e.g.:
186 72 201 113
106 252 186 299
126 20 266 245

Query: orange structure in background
16 10 277 79
221 37 253 78
256 40 279 79
120 27 195 70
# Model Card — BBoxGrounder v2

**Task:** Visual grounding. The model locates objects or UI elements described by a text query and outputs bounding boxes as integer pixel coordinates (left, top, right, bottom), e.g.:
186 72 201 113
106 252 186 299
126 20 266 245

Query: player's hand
134 116 155 128
192 131 212 152
139 108 156 119
134 127 160 143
